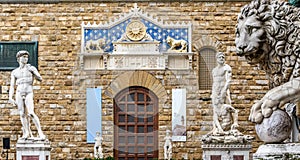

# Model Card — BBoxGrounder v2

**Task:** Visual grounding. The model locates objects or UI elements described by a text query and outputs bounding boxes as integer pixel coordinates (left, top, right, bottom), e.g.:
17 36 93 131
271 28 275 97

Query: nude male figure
211 52 232 106
164 130 172 160
8 50 45 140
210 52 237 134
94 132 103 158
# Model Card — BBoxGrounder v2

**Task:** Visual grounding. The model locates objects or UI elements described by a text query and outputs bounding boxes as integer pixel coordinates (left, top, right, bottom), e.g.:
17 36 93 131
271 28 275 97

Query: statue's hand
8 99 17 106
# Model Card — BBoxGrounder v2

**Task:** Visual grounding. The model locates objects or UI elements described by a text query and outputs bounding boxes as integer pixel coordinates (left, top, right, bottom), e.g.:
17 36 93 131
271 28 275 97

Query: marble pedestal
16 139 51 160
202 144 252 160
254 143 300 160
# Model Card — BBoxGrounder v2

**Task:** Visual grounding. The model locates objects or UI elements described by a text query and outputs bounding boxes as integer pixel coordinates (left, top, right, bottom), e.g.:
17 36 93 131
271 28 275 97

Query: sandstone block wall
0 1 267 159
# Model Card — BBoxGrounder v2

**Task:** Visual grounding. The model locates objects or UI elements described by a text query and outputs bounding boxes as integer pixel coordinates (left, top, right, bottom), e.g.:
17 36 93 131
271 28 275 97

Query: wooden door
114 86 158 160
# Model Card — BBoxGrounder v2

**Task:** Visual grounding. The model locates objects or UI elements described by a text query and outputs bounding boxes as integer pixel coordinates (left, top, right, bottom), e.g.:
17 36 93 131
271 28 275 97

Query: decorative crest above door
81 3 193 70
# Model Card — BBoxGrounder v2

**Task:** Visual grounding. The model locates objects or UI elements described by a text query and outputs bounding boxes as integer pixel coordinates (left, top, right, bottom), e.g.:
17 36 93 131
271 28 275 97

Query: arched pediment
105 71 167 103
193 35 222 51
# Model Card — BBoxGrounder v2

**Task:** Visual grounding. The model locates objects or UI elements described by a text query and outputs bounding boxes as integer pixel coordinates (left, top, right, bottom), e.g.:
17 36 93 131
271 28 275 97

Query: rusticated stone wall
0 1 268 159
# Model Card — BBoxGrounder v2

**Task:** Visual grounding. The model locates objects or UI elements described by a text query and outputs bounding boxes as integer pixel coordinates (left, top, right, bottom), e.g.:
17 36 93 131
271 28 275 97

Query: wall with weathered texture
0 1 267 159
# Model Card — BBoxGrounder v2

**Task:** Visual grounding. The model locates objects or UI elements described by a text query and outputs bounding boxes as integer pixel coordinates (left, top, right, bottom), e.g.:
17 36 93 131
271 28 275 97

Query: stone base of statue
202 143 252 160
201 130 253 160
253 143 300 160
16 138 51 160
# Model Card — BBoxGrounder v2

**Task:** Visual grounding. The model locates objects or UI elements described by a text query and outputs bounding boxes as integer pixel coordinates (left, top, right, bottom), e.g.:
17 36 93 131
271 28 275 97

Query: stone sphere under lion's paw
255 109 291 143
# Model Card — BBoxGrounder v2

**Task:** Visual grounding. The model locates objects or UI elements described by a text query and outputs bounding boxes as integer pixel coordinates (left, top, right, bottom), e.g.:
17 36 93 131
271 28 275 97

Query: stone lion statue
235 0 300 124
85 38 105 53
166 36 187 52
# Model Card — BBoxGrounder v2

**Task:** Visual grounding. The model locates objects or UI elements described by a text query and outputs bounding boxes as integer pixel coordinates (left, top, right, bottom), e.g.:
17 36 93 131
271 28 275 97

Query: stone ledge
254 143 300 156
16 139 51 151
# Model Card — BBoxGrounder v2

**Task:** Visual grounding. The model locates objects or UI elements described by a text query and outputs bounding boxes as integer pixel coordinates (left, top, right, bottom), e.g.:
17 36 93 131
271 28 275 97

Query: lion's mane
237 0 300 88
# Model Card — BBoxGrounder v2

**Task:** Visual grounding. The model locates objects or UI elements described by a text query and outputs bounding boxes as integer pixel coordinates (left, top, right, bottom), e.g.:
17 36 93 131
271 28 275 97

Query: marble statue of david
8 50 46 140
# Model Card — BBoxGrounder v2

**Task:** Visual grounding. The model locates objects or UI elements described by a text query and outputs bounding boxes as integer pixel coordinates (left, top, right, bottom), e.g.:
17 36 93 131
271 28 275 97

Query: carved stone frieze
108 55 165 70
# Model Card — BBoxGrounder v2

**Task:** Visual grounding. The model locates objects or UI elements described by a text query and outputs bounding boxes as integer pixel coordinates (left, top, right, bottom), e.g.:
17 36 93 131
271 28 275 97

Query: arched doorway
113 86 158 160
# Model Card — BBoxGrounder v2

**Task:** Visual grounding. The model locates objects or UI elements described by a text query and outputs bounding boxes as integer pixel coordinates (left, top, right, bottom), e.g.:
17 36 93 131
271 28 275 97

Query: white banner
172 88 186 141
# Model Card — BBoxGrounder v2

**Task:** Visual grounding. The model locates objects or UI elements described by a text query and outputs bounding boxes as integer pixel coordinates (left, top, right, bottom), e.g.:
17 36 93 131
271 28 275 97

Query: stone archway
105 71 167 103
193 35 222 51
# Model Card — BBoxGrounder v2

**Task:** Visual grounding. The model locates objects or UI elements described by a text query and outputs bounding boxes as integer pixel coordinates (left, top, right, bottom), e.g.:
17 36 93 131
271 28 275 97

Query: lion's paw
249 101 263 123
261 99 279 118
254 112 263 124
249 98 279 124
249 100 264 123
249 111 263 124
262 108 272 118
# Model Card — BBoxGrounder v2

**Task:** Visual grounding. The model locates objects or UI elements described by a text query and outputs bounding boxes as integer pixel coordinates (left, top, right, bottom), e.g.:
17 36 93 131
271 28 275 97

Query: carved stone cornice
201 143 252 149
